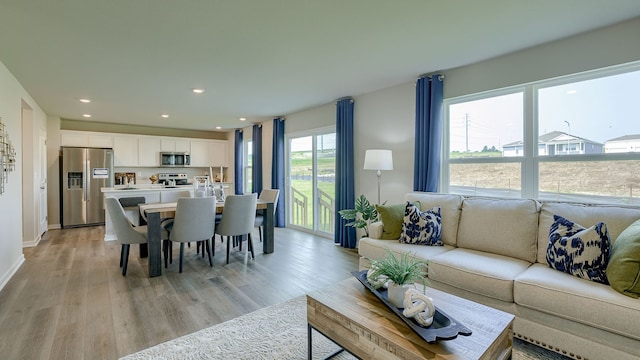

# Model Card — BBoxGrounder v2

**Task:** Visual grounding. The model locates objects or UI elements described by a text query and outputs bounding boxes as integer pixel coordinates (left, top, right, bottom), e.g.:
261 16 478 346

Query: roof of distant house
503 131 602 148
606 134 640 142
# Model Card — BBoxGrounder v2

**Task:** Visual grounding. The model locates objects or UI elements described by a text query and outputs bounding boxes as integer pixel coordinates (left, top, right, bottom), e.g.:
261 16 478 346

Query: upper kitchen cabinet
160 138 190 153
60 130 113 148
138 136 161 166
113 135 139 166
190 139 228 167
210 140 228 167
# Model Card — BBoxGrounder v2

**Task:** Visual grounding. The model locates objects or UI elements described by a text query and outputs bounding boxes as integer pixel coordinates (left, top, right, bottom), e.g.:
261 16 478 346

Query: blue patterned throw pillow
399 203 443 246
546 215 611 284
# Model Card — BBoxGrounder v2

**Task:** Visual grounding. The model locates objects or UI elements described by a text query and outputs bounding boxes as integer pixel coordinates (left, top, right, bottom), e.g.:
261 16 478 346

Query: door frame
285 126 335 239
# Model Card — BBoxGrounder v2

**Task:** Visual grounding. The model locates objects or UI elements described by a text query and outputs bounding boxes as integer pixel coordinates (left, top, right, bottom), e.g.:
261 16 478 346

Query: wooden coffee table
307 277 514 360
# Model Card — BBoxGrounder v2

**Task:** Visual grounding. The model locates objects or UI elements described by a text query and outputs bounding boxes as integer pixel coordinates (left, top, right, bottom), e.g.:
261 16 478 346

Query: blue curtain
414 75 444 192
252 124 263 194
271 117 286 227
334 97 356 248
234 129 244 195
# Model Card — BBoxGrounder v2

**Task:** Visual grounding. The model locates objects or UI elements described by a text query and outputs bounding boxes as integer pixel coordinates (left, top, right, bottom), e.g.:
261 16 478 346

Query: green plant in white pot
367 249 428 308
338 194 378 237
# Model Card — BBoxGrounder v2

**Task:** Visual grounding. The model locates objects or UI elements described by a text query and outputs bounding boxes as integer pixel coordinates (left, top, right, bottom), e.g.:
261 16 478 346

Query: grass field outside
289 150 336 232
450 159 640 204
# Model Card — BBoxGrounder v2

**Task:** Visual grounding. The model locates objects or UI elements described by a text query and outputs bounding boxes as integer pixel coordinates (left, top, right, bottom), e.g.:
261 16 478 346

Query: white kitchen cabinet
89 134 114 148
61 130 114 148
138 136 161 166
61 131 89 147
210 140 228 167
161 138 190 152
113 135 139 166
190 140 211 167
190 139 229 167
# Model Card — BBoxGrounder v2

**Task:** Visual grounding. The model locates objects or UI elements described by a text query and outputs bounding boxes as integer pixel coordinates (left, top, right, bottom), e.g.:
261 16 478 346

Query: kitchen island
101 185 194 241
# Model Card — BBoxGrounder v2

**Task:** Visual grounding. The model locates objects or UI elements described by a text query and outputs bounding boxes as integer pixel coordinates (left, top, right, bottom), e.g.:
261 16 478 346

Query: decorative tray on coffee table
351 270 472 343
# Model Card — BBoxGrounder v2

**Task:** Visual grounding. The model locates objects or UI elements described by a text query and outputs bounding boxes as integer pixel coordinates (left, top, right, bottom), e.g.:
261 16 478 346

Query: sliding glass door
288 129 336 237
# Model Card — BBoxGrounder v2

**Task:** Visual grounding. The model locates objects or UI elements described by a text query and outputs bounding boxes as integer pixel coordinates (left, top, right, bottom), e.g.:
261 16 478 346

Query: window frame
442 61 640 204
244 139 252 194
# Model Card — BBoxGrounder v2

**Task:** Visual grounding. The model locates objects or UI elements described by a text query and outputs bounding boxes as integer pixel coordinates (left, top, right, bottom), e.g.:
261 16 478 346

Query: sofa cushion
376 202 408 240
376 201 419 240
404 192 463 247
399 204 442 246
546 215 610 284
607 219 640 298
515 263 640 341
428 248 531 302
358 238 453 267
456 197 540 262
537 202 640 264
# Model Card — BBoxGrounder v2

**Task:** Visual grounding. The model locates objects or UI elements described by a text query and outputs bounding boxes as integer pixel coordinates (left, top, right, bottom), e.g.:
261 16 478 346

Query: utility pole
465 113 469 152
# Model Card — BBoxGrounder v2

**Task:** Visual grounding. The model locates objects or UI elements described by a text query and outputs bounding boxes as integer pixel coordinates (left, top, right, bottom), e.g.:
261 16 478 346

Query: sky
449 68 640 152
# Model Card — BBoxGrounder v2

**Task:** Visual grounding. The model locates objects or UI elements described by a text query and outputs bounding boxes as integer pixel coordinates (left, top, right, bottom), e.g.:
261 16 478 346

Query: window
445 91 524 197
244 140 252 194
443 62 640 205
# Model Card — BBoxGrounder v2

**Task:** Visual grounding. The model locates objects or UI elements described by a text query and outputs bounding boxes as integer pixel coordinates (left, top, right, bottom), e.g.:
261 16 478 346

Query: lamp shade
363 149 393 171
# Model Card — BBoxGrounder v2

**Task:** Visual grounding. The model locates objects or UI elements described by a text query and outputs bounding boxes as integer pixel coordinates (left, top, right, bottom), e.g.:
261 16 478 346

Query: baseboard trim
48 224 61 230
0 255 25 292
23 234 41 248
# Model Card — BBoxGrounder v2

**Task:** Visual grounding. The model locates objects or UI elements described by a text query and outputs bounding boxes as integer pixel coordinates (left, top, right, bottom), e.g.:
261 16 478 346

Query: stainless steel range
158 173 189 186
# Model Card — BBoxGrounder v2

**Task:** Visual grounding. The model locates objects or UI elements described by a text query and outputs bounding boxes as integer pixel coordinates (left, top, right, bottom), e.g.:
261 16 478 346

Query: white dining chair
254 189 280 242
215 193 258 264
166 196 216 273
105 197 167 276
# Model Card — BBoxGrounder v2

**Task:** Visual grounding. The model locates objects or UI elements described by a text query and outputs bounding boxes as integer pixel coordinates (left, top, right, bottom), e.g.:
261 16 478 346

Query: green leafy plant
338 194 378 236
368 249 429 289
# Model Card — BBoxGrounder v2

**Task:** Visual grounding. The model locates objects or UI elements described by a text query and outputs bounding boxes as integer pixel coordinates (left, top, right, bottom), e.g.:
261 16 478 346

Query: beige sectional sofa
358 192 640 360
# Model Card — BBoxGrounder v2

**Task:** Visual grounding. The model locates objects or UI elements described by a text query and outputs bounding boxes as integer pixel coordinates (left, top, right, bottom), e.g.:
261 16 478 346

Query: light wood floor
0 226 359 359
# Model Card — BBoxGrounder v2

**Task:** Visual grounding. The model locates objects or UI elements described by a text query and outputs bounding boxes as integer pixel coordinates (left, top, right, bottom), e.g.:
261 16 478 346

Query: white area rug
121 296 568 360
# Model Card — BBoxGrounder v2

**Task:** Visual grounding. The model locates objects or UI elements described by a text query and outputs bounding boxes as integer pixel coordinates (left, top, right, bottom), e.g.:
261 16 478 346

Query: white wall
0 60 47 290
354 82 415 204
47 116 61 229
443 17 640 99
284 17 640 204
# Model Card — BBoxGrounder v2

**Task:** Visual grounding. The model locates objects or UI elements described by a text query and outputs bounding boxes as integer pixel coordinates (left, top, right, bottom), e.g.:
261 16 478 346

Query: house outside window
443 62 640 205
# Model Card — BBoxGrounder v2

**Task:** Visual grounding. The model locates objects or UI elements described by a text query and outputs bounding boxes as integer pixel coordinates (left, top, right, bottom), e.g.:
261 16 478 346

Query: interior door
38 129 47 235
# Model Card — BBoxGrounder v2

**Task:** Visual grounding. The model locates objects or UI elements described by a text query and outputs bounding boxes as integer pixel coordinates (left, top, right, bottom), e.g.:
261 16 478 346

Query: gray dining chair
254 189 280 242
215 193 258 264
167 196 216 273
158 190 192 265
106 197 166 276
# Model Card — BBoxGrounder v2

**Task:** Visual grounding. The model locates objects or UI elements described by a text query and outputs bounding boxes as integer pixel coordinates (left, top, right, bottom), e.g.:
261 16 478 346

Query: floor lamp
363 149 393 204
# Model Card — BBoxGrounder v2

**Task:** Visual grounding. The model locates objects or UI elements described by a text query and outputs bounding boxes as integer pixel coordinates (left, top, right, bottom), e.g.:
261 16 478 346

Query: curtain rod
418 73 445 81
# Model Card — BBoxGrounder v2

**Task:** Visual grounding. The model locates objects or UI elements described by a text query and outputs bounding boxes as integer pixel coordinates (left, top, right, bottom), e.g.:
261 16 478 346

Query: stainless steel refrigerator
61 147 114 228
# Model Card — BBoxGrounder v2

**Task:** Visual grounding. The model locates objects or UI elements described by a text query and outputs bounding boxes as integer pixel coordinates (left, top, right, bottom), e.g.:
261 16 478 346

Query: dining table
139 199 274 277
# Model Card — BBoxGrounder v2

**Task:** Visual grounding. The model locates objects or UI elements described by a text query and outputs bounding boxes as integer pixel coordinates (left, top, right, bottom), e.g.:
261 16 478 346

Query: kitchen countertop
101 185 194 192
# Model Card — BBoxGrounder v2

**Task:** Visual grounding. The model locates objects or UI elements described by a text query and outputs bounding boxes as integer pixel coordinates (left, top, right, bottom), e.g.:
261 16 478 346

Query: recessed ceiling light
161 114 169 118
215 126 222 130
82 114 92 118
192 88 205 94
239 117 246 121
79 98 91 103
567 90 577 95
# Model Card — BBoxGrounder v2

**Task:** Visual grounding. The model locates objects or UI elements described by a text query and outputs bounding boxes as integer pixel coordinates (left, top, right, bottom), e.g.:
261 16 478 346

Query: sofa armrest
368 221 384 239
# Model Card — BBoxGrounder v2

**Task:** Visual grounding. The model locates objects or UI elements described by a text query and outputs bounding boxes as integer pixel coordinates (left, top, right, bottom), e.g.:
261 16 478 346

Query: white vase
387 283 409 308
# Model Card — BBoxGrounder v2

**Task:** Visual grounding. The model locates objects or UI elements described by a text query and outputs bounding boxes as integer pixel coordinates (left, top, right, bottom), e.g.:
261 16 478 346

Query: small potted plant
367 249 428 308
338 194 378 237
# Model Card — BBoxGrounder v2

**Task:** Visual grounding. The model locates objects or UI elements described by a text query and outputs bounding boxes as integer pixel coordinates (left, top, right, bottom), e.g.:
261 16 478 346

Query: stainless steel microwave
160 152 190 167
